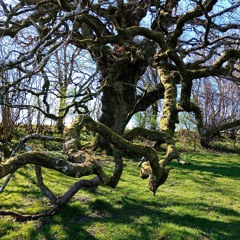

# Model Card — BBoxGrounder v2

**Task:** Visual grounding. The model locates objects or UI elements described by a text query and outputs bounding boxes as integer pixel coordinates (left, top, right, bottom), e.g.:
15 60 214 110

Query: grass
0 146 240 239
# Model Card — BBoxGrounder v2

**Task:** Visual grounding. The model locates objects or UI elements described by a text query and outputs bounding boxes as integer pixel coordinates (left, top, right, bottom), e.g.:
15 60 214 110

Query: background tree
192 77 240 142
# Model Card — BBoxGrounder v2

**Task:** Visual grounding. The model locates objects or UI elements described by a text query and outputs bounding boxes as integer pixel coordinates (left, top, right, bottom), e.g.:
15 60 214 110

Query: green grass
0 150 239 240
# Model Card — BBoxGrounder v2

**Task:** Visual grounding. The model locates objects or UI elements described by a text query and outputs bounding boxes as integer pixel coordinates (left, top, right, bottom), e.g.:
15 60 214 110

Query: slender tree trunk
0 90 13 143
56 84 67 133
36 98 42 133
150 102 158 130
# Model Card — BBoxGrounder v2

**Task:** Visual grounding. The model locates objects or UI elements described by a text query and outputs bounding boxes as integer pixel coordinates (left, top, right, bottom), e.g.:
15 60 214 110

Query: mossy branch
74 115 166 193
123 127 166 143
0 115 173 195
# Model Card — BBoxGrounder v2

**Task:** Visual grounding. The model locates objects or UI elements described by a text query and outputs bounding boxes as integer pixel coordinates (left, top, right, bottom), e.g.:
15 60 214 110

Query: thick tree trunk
99 84 135 133
94 56 146 153
94 85 136 153
91 41 158 153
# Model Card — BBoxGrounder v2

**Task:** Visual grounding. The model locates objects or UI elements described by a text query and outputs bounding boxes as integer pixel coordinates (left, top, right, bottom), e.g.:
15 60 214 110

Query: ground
0 141 239 240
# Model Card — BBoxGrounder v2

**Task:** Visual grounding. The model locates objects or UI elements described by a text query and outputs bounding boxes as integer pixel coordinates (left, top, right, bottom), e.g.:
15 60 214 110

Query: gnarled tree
0 0 240 220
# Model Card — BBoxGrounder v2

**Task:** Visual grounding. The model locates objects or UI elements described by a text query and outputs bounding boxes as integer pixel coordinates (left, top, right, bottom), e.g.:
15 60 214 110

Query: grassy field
0 146 240 239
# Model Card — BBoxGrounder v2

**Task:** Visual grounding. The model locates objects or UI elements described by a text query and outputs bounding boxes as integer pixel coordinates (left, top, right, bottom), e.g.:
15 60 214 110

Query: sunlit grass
0 148 239 239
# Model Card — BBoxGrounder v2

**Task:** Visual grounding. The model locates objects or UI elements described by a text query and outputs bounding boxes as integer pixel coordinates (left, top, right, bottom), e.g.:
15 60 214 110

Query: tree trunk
36 97 42 133
94 57 146 153
95 84 136 153
56 84 67 133
155 57 181 165
150 102 158 130
0 90 14 143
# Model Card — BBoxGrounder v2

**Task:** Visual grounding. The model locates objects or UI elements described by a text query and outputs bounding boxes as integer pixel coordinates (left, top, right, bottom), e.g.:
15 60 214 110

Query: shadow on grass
21 195 240 240
208 144 240 154
169 153 240 179
26 205 98 240
1 152 239 240
4 183 42 196
186 164 240 179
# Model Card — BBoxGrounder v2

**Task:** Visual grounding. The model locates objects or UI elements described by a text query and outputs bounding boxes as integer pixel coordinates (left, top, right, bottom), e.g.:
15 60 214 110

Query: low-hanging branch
0 115 175 195
0 150 110 182
0 177 100 221
0 114 177 220
0 134 64 193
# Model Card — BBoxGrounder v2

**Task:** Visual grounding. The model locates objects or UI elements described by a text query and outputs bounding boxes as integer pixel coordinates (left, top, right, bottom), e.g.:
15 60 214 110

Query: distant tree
192 77 240 144
0 66 27 157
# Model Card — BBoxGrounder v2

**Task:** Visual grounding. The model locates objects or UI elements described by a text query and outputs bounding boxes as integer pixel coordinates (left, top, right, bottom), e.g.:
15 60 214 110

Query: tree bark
56 79 67 133
150 102 158 130
0 115 172 194
94 51 148 153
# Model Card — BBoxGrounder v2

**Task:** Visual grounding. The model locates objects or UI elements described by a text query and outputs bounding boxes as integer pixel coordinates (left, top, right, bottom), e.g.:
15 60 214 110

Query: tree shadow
169 152 240 179
21 195 239 240
25 206 97 240
183 164 240 179
1 153 239 239
208 144 240 154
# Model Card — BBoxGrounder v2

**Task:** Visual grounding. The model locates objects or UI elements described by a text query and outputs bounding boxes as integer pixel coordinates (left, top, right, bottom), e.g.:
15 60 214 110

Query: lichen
62 166 68 173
